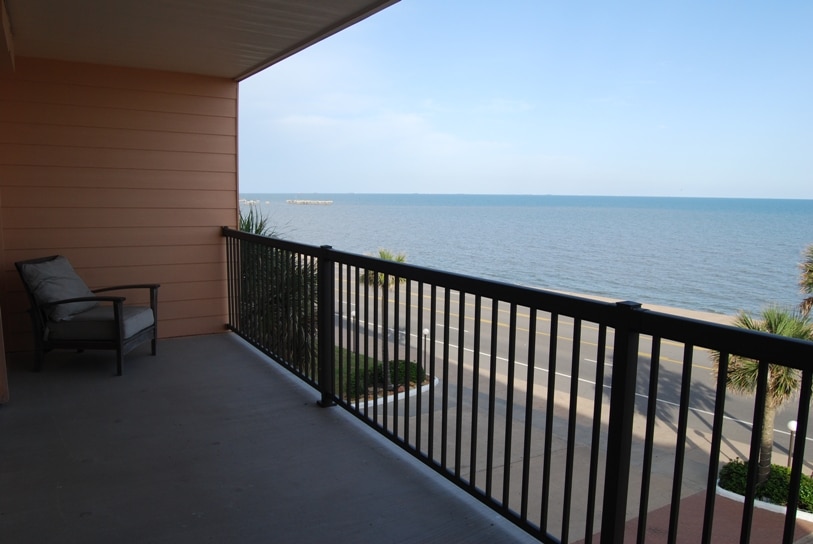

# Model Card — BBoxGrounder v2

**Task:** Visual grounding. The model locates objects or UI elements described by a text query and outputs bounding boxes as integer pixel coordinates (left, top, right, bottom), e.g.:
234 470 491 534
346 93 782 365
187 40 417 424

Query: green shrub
334 348 427 400
719 459 813 512
335 347 376 399
388 359 427 386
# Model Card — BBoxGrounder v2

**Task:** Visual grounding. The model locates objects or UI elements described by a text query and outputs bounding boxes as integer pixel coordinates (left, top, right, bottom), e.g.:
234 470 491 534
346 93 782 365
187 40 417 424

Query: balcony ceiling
1 0 398 80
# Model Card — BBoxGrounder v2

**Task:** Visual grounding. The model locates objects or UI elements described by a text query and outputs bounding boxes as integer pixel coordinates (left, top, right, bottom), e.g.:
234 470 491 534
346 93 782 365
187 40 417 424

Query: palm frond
801 244 813 292
360 249 407 290
239 206 277 237
801 244 813 315
711 307 812 405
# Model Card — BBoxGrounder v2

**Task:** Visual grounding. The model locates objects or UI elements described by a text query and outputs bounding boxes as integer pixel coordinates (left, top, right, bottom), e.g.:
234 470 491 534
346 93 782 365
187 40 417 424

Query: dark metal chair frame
15 255 159 376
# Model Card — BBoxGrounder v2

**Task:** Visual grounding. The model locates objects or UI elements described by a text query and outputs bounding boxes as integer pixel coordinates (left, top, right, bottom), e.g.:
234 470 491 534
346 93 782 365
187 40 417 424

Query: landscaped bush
334 348 427 400
719 459 813 512
384 359 427 386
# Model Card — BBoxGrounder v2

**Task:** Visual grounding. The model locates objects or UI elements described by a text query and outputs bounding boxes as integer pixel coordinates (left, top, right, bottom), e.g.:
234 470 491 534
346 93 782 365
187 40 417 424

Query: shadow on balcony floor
0 333 538 544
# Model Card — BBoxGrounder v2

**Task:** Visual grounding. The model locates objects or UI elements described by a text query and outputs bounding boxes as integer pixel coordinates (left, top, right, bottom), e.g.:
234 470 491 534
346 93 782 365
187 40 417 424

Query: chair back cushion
18 256 98 321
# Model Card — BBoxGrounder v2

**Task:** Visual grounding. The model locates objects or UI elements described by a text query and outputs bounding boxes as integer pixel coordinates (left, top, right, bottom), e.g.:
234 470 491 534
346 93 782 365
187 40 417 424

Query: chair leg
151 338 157 356
116 349 123 376
33 348 44 372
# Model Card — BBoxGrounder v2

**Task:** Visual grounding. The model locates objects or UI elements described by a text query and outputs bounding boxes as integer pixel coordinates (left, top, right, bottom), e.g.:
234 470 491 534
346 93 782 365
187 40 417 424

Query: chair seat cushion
18 256 98 321
47 305 155 341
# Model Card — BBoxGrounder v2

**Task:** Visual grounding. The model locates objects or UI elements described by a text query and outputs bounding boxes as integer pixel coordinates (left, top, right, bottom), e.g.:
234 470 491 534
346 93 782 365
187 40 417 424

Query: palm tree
239 206 316 370
800 244 813 316
362 248 407 291
360 249 407 389
712 307 813 484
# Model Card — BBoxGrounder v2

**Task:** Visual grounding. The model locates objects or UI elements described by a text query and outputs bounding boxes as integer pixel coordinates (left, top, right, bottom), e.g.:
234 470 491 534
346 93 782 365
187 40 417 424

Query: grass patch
719 459 813 512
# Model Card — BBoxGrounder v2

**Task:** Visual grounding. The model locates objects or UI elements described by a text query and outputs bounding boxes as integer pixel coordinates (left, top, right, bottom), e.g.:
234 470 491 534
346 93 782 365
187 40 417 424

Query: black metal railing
223 227 813 544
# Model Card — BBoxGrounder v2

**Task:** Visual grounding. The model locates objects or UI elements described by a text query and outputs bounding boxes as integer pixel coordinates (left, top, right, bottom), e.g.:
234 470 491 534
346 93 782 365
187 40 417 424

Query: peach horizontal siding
0 57 239 354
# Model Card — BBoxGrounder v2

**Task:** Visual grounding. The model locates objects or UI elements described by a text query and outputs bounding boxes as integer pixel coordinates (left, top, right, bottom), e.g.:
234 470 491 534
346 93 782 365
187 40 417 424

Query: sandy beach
552 288 735 326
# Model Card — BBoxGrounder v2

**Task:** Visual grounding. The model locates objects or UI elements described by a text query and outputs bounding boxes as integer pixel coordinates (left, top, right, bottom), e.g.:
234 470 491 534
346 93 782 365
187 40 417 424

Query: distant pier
286 199 333 205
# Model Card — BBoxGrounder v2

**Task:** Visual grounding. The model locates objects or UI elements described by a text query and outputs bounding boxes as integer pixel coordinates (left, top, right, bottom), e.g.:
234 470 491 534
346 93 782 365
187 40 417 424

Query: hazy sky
238 1 812 198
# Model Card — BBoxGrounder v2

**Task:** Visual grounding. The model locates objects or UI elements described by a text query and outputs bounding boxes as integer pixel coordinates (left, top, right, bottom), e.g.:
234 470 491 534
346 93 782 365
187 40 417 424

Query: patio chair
15 255 159 376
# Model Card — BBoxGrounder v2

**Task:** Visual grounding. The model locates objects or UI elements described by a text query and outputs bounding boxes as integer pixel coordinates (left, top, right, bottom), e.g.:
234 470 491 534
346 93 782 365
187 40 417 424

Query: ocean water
240 194 813 317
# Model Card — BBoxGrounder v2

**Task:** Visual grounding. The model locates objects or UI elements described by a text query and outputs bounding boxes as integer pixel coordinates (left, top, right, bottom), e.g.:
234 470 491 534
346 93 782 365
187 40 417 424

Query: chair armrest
41 295 125 309
93 284 159 312
92 284 160 293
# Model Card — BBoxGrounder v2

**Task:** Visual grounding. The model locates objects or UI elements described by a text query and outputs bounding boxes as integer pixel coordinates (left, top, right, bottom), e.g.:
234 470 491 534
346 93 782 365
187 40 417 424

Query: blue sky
238 1 813 198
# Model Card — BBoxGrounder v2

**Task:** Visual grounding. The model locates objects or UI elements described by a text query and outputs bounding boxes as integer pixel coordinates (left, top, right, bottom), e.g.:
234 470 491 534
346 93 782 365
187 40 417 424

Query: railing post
600 300 643 542
317 245 336 407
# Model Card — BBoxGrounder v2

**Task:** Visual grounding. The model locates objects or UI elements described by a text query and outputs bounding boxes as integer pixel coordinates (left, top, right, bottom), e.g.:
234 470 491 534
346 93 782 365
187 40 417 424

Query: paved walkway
576 491 813 543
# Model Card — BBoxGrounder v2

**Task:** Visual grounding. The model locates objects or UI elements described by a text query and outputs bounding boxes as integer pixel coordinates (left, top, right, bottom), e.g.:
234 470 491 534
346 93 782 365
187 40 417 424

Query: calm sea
240 194 813 317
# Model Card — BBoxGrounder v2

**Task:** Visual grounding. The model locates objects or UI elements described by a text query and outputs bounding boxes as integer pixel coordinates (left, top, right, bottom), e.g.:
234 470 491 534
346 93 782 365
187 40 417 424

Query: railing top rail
637 307 813 369
223 226 323 257
224 226 620 323
224 226 813 369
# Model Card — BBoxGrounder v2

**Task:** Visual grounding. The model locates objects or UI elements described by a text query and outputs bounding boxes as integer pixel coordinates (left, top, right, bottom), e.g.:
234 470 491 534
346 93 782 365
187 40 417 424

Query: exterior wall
0 57 238 353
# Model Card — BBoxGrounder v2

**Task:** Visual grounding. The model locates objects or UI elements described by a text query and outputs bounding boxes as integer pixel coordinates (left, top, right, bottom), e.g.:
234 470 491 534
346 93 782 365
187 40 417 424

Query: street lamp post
422 328 430 371
788 420 798 467
350 311 356 352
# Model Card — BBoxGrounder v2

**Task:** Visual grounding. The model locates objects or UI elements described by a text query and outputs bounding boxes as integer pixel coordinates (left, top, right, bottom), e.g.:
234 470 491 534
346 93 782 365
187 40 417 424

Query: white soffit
3 0 398 80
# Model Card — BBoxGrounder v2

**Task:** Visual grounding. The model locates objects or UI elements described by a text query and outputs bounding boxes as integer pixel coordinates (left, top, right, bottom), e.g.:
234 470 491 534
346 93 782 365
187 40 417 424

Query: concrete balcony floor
0 333 538 544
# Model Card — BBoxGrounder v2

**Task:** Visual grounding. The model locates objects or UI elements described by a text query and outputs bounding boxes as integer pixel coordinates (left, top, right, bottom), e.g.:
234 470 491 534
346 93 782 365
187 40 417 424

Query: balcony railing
223 227 813 544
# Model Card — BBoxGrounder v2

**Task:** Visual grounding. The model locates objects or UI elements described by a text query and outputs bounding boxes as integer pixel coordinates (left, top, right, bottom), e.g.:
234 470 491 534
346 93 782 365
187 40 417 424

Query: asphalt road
335 280 812 471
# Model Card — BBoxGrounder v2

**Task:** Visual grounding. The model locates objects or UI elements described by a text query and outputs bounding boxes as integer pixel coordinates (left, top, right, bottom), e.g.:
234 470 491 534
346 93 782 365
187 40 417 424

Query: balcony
3 230 813 543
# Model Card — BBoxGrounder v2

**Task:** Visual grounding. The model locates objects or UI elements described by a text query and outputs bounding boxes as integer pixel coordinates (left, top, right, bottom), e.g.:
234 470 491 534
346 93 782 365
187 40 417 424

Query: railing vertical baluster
392 273 400 438
584 324 608 543
224 232 233 327
638 336 662 542
702 350 729 544
502 303 518 510
254 241 263 343
600 300 642 543
295 252 303 375
741 359 771 543
404 279 412 445
469 295 482 490
311 253 317 376
485 300 499 498
784 367 813 543
562 317 582 543
372 268 380 421
338 262 345 401
454 291 466 478
520 309 537 521
363 268 371 419
668 345 695 542
291 251 296 369
382 272 391 432
257 243 264 346
428 285 437 461
353 266 361 413
416 281 424 452
540 311 559 531
317 246 335 407
245 239 254 341
441 288 451 470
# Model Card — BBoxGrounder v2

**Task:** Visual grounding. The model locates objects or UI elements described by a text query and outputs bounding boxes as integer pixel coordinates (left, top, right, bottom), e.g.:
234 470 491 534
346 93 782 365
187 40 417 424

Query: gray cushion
19 256 98 321
47 305 155 341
